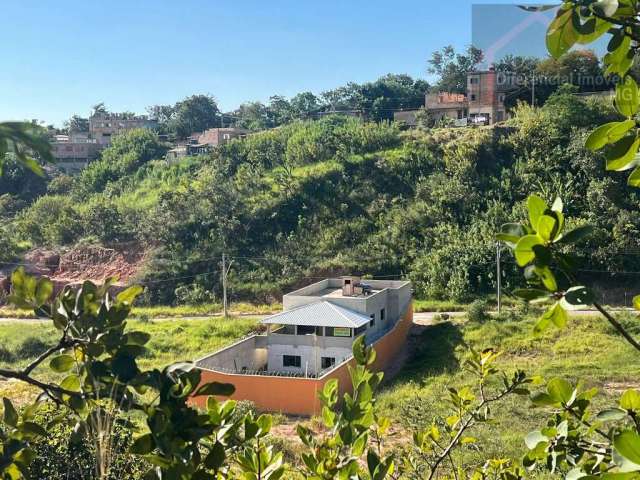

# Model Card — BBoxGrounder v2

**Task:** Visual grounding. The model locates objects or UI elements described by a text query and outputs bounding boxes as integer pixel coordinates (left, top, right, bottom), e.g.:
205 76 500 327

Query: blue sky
1 1 560 126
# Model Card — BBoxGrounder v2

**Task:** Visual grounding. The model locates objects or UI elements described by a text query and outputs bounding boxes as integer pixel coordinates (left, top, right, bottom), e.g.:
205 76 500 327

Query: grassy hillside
377 312 640 469
4 89 640 306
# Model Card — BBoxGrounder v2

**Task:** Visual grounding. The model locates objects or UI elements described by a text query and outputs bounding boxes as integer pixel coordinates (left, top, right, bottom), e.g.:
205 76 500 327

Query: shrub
174 283 216 306
28 404 146 480
467 299 489 323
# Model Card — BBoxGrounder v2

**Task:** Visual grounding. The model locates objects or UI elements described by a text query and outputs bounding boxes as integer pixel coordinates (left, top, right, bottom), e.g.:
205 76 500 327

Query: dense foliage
4 89 640 304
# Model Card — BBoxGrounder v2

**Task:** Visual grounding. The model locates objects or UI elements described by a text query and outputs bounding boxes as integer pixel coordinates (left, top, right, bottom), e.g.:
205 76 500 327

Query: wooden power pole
221 253 233 318
222 253 228 318
496 242 502 314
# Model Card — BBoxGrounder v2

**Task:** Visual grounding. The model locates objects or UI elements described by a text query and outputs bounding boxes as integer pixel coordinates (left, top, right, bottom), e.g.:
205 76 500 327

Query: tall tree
168 94 221 139
321 74 429 121
289 91 322 119
268 95 294 125
91 102 108 116
64 115 89 133
428 45 483 93
231 101 273 131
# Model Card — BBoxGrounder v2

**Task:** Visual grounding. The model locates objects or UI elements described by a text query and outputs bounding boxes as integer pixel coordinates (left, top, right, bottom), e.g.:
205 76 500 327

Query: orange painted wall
191 303 413 416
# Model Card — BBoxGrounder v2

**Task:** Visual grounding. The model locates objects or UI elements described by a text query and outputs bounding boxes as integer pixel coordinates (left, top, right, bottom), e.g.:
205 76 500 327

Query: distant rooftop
261 301 371 328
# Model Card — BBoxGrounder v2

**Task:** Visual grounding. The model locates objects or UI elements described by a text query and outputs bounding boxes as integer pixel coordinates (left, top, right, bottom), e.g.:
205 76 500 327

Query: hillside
2 88 640 305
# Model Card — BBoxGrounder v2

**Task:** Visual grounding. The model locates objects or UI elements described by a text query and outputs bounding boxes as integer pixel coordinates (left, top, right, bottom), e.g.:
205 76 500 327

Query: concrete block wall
191 302 414 415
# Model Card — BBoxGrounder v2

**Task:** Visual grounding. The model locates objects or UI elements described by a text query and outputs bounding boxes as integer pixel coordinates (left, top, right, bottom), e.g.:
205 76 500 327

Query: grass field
0 308 638 475
0 316 260 401
375 311 640 470
0 302 280 319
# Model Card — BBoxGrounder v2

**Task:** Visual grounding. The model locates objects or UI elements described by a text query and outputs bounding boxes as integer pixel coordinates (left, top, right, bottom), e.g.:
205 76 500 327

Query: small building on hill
394 69 512 127
166 127 249 161
192 277 413 415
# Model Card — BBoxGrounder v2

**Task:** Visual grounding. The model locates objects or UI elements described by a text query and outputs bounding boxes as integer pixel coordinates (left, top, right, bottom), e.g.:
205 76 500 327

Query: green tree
169 94 221 139
428 45 483 94
73 128 166 198
321 74 429 121
64 115 89 133
232 101 274 131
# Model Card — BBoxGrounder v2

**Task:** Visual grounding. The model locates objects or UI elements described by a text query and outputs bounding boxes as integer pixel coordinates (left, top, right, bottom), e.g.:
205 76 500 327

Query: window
470 94 477 101
326 327 352 337
297 325 317 335
321 357 335 369
283 355 301 368
380 308 385 322
354 325 367 336
457 109 463 119
469 77 479 84
499 94 505 102
369 314 375 327
223 133 230 140
497 111 504 122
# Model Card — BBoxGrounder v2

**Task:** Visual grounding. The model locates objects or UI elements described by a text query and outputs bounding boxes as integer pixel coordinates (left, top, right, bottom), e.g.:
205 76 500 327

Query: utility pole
496 242 502 314
222 253 228 318
531 74 536 107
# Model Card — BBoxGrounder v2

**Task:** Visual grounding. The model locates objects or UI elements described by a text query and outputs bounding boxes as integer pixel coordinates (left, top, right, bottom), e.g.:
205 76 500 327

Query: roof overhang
261 301 370 329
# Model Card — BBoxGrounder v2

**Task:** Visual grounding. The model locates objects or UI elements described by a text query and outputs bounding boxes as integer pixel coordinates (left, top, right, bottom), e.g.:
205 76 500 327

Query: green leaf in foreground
194 382 236 397
527 195 548 230
515 235 543 267
606 135 640 172
2 398 18 427
616 76 640 117
585 120 636 151
49 354 76 373
614 430 640 465
547 377 575 405
535 302 567 333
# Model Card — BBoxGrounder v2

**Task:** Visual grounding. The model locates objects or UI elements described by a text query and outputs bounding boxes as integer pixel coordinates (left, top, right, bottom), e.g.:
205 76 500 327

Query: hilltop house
394 68 513 127
89 112 157 146
192 277 413 415
51 112 157 171
166 127 249 161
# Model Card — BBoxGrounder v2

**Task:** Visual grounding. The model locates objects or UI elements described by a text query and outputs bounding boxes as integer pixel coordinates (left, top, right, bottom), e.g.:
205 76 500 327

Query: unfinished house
89 112 158 146
193 277 413 415
394 68 513 127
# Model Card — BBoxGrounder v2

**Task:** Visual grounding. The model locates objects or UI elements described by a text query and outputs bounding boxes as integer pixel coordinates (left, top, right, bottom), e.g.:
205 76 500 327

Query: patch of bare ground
603 381 640 394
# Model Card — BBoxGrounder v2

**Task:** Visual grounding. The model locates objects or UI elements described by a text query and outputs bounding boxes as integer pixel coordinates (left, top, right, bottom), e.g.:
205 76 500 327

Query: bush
231 400 257 424
467 299 489 323
28 404 146 480
174 283 216 306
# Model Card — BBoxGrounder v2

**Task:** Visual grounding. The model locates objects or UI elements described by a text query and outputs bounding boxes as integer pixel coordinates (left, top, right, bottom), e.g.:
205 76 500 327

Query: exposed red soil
2 244 146 297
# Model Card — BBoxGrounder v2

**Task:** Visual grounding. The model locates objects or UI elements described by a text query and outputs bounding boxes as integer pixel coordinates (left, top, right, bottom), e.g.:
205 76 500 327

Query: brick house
166 127 249 161
394 68 512 127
